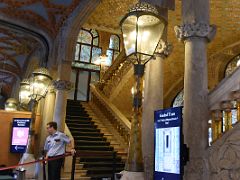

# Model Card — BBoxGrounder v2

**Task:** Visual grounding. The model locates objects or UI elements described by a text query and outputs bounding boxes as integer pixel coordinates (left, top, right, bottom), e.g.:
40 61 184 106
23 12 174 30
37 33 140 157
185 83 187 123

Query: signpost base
19 153 36 179
120 171 144 180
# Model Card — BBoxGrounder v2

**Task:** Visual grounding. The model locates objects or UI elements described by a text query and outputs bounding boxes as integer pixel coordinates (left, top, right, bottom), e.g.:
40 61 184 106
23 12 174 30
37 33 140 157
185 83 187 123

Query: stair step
76 146 114 151
66 100 125 180
68 125 98 129
67 123 95 127
66 120 93 124
79 155 122 162
83 161 125 168
73 136 107 141
71 131 104 137
70 128 100 133
67 108 87 115
75 140 110 146
66 115 90 119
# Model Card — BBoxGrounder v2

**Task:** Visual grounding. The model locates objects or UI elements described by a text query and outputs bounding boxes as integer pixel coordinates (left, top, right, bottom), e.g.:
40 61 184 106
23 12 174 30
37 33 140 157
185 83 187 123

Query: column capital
174 23 217 42
220 100 233 111
154 40 173 59
53 80 73 91
231 90 240 101
211 109 223 120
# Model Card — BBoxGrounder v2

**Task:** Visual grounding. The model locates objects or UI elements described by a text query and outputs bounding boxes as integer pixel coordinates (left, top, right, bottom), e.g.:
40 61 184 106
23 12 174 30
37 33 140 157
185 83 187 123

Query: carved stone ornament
174 23 217 42
53 80 73 91
208 123 240 180
185 157 208 180
155 39 173 58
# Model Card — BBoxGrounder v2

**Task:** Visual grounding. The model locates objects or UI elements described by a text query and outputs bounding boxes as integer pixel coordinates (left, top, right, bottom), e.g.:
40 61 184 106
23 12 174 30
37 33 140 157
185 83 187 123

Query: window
225 55 240 77
71 28 101 102
74 28 101 64
107 35 120 65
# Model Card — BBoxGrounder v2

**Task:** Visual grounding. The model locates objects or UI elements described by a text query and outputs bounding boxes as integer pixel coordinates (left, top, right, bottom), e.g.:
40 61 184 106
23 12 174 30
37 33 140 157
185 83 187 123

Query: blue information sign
154 107 183 180
10 118 31 153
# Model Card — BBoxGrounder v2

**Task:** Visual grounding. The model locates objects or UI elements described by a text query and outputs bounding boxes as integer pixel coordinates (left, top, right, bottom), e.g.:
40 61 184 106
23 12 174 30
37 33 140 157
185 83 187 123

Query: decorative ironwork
32 67 52 79
129 2 160 16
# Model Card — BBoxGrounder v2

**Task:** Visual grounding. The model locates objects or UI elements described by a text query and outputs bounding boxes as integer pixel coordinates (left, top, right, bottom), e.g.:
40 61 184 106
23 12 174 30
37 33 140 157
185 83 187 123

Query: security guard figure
44 122 75 180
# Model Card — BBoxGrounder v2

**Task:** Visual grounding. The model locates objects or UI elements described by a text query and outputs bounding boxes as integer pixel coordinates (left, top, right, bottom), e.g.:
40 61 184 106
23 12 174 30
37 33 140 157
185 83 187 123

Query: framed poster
10 118 31 153
154 107 183 180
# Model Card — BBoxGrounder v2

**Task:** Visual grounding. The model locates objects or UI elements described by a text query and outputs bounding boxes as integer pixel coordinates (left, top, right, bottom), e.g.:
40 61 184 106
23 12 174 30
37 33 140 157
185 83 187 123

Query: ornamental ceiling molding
0 0 80 37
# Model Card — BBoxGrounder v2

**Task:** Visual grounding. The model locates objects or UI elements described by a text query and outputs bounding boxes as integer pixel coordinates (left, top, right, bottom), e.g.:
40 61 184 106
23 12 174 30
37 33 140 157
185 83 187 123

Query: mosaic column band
174 23 217 42
53 80 73 91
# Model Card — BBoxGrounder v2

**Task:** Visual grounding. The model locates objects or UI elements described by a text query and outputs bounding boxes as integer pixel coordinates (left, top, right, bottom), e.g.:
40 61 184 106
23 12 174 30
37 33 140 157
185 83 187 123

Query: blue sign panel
154 107 183 180
10 118 31 153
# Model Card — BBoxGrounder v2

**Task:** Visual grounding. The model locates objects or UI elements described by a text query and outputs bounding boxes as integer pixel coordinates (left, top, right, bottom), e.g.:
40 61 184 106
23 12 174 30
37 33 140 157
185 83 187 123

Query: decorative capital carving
232 90 240 101
220 100 233 111
174 23 217 42
155 40 173 58
211 109 223 120
53 80 73 91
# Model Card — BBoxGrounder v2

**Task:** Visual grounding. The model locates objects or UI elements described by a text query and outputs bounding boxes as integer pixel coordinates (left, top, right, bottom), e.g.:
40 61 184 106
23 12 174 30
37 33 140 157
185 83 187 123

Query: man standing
44 122 75 180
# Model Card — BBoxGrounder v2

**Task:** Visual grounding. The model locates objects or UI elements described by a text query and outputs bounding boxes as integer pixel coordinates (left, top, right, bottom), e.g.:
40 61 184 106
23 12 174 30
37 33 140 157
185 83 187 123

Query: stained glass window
109 35 120 50
74 28 101 64
107 35 120 65
92 47 102 64
172 90 184 107
78 30 92 44
225 55 240 77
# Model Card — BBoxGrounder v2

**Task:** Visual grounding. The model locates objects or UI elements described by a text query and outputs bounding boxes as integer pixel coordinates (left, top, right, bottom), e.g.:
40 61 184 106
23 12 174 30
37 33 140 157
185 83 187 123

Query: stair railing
96 50 133 99
101 49 127 83
90 84 131 143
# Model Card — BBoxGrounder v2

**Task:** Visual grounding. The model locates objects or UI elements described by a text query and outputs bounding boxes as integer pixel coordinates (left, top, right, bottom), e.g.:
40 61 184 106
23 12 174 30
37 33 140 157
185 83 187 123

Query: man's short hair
47 122 57 130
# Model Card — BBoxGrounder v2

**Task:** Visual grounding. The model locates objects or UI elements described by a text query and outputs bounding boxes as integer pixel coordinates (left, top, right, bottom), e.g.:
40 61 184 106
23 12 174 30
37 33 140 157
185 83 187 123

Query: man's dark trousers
48 157 63 180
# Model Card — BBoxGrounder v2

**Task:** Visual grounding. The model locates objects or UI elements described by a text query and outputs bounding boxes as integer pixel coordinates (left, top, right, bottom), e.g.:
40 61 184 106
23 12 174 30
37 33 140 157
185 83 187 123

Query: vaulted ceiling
0 0 83 98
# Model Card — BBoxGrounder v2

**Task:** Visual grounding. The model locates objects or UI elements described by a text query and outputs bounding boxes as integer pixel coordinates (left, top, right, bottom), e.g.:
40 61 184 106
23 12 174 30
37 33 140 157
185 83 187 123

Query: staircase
65 99 125 179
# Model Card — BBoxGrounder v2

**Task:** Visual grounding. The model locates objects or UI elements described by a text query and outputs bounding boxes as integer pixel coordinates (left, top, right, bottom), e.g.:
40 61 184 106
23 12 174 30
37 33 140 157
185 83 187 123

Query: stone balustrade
90 84 131 143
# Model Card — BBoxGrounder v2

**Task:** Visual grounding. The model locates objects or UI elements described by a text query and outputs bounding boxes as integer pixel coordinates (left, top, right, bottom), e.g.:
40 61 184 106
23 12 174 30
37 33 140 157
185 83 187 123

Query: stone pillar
38 87 56 154
53 62 72 132
174 0 216 179
142 40 172 180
